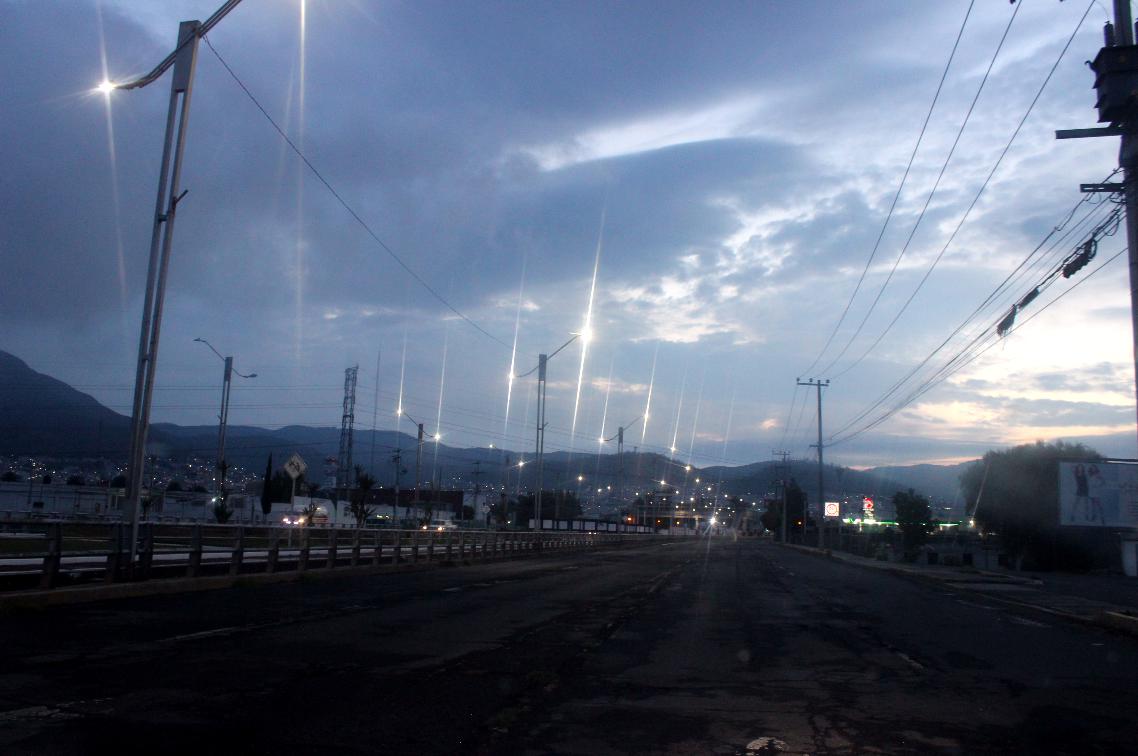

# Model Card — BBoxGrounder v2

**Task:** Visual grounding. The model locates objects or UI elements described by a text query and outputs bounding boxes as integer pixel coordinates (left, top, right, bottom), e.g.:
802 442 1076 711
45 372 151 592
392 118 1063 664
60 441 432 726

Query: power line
800 0 977 376
828 185 1120 441
833 0 1097 379
201 36 511 350
830 245 1127 446
819 0 1021 375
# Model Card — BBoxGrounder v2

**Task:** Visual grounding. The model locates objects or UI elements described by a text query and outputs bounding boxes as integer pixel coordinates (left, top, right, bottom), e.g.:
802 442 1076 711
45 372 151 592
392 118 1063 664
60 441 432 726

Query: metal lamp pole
398 410 427 509
515 333 581 530
194 338 255 518
108 0 244 568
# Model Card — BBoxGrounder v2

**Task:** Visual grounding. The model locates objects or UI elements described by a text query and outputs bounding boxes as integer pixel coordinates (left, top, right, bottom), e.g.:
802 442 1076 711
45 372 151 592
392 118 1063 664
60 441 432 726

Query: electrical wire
830 245 1127 446
201 36 511 350
833 0 1097 378
800 0 977 376
819 0 1021 375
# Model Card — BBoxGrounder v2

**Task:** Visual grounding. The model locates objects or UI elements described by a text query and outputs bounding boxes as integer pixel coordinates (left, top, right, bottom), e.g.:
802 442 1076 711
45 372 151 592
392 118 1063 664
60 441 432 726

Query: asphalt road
1 538 1136 755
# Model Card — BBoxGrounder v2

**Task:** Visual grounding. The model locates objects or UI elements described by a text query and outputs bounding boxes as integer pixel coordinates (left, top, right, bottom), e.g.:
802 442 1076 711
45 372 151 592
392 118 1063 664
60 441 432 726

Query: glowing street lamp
398 408 434 506
193 337 255 518
114 0 244 568
514 332 581 529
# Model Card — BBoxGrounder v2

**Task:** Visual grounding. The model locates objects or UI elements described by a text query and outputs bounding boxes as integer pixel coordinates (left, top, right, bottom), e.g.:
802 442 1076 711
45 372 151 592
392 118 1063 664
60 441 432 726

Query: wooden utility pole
798 378 829 546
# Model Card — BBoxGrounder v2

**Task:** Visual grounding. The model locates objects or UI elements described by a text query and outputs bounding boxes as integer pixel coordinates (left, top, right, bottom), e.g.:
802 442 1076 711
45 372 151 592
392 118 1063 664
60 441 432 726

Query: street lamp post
603 415 641 517
516 333 581 530
105 0 244 567
194 338 255 519
398 409 430 515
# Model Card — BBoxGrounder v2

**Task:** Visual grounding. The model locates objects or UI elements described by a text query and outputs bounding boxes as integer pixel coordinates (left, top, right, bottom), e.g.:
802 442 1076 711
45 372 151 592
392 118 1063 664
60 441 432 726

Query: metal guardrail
0 521 668 592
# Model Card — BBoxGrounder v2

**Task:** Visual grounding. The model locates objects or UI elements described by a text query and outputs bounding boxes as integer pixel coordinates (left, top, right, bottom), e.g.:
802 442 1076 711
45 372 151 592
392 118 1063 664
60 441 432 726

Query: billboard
824 501 840 518
1058 461 1138 528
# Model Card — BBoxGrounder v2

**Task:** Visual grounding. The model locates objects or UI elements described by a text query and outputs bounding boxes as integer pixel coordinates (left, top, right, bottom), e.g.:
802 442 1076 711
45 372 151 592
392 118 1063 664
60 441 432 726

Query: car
421 519 457 532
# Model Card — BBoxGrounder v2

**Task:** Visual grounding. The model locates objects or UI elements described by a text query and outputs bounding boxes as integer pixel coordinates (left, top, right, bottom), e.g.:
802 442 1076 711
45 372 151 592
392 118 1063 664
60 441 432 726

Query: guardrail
0 521 670 593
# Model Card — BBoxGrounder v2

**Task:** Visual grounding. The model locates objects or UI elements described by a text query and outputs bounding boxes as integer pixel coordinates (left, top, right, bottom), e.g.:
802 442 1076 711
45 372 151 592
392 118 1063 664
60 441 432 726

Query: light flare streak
294 0 308 360
687 368 706 465
594 355 615 488
670 367 688 459
570 207 606 447
641 343 659 446
433 322 450 481
504 251 528 438
95 3 128 320
395 329 407 434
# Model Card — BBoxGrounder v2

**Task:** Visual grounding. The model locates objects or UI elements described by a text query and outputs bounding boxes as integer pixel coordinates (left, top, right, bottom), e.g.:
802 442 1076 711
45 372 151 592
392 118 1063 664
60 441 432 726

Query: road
1 538 1136 754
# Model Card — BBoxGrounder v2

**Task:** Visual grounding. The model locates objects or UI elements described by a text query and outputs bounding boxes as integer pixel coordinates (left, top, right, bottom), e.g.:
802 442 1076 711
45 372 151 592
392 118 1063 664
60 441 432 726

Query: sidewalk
783 543 1138 637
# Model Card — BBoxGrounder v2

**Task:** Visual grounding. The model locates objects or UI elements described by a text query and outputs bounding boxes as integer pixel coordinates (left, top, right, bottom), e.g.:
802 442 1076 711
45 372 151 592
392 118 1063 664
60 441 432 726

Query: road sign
824 501 840 518
283 453 307 480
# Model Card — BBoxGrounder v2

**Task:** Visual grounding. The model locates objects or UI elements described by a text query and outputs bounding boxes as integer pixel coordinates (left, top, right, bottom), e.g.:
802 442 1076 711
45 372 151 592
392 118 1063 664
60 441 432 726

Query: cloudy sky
2 0 1135 470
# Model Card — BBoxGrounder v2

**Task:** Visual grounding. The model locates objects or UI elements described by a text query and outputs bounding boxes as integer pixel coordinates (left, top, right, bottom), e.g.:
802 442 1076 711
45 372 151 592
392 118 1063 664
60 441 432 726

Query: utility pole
471 460 485 525
413 422 424 512
391 449 402 523
115 0 243 570
773 450 790 543
194 338 256 521
369 349 380 473
798 378 829 547
1058 3 1138 449
535 353 548 529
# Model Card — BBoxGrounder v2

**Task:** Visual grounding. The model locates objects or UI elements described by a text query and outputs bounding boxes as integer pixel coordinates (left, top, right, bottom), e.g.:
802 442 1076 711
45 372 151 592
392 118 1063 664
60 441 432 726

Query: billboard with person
1058 461 1138 528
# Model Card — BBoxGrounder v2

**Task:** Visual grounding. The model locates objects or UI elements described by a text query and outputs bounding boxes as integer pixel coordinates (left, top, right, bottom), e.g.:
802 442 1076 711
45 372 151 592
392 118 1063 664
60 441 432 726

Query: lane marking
895 651 925 671
1008 616 1050 629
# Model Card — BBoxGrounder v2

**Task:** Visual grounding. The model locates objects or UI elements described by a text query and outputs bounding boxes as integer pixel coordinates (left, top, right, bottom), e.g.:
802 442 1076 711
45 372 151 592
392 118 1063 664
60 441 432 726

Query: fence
0 521 669 593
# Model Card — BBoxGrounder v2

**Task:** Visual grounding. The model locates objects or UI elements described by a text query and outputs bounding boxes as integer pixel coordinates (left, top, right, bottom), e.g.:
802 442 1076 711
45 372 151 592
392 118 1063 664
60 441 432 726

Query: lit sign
862 497 875 518
824 501 840 518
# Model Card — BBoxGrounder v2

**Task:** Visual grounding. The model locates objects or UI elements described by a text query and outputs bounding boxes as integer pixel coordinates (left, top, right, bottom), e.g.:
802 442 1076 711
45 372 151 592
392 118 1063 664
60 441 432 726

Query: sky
2 0 1136 471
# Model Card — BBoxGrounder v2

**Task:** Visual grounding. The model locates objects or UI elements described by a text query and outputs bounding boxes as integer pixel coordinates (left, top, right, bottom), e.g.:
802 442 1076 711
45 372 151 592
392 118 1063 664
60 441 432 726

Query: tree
166 480 184 492
348 467 376 527
66 474 85 486
41 474 52 484
760 498 783 534
212 499 233 524
110 474 127 488
785 478 809 535
960 441 1101 570
300 499 321 525
0 471 20 482
893 489 935 559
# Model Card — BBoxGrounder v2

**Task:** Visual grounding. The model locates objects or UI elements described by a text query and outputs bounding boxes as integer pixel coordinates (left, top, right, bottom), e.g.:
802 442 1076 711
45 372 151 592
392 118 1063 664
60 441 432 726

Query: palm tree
348 466 377 527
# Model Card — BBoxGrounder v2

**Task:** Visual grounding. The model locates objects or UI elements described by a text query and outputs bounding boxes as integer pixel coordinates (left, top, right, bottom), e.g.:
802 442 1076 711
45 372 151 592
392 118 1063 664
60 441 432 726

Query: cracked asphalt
1 537 1136 754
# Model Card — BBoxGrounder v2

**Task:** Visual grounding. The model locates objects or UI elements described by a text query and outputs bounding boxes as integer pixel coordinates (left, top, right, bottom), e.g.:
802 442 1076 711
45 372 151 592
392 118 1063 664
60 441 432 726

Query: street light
193 337 255 519
114 0 244 567
514 332 581 530
397 408 430 509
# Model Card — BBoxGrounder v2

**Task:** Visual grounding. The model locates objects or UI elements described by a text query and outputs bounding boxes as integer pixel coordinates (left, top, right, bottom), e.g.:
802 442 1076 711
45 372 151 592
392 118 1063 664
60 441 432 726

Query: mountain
0 350 137 458
0 349 977 504
865 462 975 504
